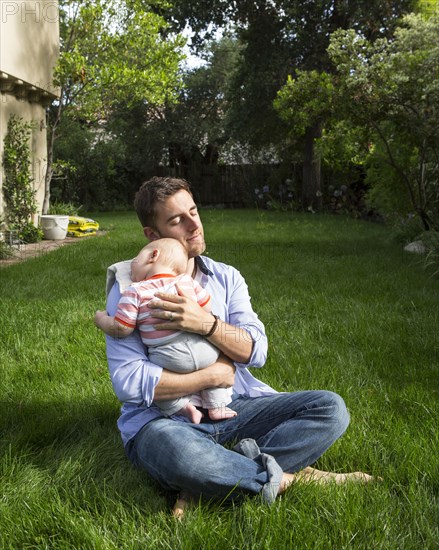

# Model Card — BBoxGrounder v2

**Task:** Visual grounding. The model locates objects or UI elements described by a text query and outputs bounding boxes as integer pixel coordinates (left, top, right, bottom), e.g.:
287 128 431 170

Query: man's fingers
175 283 191 298
151 292 184 305
150 309 177 320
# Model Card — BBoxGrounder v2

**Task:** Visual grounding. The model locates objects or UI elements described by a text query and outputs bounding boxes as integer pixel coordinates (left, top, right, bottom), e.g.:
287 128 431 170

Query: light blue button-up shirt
105 255 277 447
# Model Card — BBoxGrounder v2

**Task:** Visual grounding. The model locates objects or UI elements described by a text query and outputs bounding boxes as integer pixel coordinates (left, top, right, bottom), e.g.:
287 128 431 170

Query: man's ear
143 226 160 241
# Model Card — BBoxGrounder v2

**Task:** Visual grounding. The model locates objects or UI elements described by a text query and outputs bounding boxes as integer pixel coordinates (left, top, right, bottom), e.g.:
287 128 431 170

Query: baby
94 238 237 424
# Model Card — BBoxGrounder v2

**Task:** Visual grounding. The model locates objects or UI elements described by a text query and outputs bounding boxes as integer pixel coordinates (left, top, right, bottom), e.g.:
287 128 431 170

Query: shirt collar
195 256 213 276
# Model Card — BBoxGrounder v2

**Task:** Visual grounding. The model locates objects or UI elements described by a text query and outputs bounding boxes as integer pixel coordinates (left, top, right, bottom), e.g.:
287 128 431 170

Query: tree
44 0 184 213
165 34 242 170
327 14 439 230
51 114 132 210
105 34 241 180
51 34 242 209
166 0 416 209
274 70 336 209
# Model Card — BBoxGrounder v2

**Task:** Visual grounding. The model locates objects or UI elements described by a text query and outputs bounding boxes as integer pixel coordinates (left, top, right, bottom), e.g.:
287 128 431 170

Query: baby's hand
94 310 108 329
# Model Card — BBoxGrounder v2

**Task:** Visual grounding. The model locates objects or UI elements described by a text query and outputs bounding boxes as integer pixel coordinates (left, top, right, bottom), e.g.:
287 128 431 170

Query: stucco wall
0 1 59 222
0 1 59 93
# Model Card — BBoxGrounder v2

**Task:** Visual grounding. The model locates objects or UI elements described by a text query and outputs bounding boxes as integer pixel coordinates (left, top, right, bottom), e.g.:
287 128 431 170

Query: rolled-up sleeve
106 282 162 405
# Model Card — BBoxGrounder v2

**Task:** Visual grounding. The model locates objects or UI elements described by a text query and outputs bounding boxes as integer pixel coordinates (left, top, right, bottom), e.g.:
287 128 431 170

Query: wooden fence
149 163 302 207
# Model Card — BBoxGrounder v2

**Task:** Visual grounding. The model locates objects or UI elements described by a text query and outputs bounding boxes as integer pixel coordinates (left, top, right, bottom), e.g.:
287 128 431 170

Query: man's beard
187 236 206 258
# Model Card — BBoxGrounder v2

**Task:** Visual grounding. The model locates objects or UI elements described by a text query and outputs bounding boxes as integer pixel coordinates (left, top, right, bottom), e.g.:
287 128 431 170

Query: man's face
145 190 206 258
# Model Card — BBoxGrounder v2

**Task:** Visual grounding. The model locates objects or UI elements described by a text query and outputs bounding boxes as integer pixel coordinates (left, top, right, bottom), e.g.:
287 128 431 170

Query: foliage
422 231 439 275
1 115 41 243
48 201 81 216
81 138 132 210
275 13 438 226
20 223 44 244
221 6 292 151
50 2 421 211
167 0 416 207
364 135 418 221
108 33 243 172
51 1 418 210
267 1 415 204
0 241 14 260
328 13 439 231
50 116 91 205
274 70 336 144
51 112 134 211
318 121 368 174
275 84 367 172
55 0 184 120
165 33 242 167
52 34 248 209
44 0 185 213
274 70 337 209
416 0 438 17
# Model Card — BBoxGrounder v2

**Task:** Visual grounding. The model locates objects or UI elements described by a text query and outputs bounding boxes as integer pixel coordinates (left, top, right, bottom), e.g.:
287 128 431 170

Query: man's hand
149 285 253 364
205 354 236 388
148 284 212 334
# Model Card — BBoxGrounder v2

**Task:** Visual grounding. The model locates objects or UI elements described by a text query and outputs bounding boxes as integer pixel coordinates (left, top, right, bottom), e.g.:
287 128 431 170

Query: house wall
0 1 59 223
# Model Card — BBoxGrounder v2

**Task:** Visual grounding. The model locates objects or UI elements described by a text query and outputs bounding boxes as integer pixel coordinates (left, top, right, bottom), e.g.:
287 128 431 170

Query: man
103 176 372 517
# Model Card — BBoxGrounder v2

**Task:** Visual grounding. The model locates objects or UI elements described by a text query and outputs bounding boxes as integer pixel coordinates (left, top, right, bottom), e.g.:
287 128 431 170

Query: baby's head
131 238 188 282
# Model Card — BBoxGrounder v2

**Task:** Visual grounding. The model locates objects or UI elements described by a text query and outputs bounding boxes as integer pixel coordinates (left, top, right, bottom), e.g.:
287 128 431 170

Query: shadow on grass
0 399 172 514
0 399 119 446
0 399 275 515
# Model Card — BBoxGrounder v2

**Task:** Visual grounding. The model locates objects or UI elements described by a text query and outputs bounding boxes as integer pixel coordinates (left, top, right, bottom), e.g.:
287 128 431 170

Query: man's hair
134 176 192 228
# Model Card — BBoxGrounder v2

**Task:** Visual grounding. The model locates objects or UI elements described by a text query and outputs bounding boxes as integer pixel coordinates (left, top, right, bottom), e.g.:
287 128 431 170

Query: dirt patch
0 233 104 267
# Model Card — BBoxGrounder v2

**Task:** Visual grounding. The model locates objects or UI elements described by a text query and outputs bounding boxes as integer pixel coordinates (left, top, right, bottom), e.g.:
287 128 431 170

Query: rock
404 240 426 254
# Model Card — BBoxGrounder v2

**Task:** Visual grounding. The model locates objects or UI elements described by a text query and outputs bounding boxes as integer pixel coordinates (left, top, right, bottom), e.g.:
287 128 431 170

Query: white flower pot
40 215 69 240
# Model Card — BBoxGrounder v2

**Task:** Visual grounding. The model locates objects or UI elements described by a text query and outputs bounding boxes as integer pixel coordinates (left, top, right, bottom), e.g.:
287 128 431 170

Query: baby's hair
154 239 188 273
131 238 188 282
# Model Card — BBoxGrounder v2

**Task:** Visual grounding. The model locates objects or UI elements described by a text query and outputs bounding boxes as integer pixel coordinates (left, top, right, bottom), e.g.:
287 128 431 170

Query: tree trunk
302 122 323 211
42 101 63 215
42 135 53 214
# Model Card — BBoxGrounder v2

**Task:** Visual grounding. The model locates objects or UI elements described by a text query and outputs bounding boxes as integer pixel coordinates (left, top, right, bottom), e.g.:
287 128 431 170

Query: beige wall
0 1 59 93
0 1 59 222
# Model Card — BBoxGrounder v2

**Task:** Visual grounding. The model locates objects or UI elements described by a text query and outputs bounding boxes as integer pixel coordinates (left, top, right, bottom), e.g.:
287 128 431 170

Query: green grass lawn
1 210 438 549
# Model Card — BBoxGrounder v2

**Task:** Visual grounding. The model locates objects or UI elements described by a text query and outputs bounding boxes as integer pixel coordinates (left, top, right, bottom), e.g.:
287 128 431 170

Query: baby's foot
208 406 237 421
178 403 203 424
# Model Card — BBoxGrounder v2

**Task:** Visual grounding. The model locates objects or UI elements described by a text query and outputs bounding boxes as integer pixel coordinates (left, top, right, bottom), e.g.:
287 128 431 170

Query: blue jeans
127 390 350 503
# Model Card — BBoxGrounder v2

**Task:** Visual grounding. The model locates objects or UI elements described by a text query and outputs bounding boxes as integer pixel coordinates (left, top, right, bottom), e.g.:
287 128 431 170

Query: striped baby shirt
114 273 211 346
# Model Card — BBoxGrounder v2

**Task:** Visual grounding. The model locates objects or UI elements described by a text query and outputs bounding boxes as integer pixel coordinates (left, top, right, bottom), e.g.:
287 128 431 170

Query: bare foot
278 467 377 494
296 466 376 484
208 406 237 421
278 472 297 494
173 492 194 520
178 403 203 424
